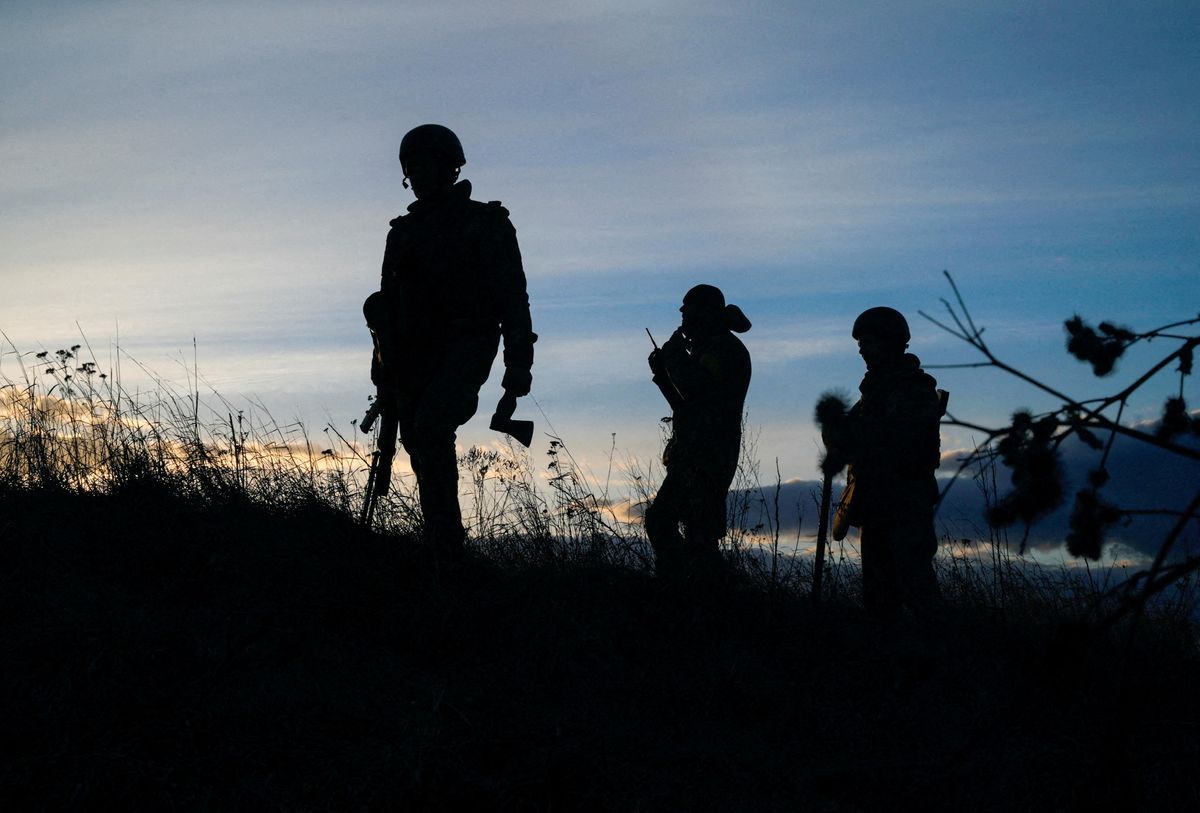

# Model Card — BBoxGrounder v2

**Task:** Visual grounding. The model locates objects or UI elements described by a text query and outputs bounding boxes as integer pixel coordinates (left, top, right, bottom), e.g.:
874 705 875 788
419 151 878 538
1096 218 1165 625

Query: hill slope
2 482 1197 811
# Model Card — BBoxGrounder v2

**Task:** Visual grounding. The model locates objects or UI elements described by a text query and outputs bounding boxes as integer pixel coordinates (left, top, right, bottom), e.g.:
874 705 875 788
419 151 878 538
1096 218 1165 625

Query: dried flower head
987 410 1065 530
1066 489 1122 560
1064 316 1132 376
814 390 852 429
1156 397 1191 441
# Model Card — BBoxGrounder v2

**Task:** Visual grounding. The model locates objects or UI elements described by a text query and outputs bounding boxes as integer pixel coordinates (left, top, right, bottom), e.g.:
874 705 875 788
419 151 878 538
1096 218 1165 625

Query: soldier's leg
646 470 687 577
405 422 464 546
407 335 498 548
859 522 903 622
397 393 437 535
680 468 728 572
395 391 422 481
892 514 944 621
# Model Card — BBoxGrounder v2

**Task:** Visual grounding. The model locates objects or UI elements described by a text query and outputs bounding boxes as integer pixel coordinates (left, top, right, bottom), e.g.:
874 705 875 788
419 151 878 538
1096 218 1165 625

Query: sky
734 421 1200 565
2 1 1198 552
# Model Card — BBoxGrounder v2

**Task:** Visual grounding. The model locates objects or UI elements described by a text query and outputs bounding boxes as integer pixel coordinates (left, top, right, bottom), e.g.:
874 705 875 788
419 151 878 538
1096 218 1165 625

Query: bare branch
1134 315 1200 339
941 297 977 345
917 308 971 342
1098 337 1200 412
1098 488 1200 630
944 270 983 343
942 417 1004 436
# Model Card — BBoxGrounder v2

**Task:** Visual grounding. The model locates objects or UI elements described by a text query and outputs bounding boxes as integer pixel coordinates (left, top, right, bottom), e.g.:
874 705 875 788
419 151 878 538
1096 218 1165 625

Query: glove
502 367 532 396
648 349 666 375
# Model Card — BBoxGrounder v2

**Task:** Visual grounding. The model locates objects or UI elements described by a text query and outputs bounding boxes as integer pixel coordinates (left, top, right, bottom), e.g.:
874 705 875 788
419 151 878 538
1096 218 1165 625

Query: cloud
747 322 846 365
730 413 1200 564
3 0 1198 501
941 419 1200 559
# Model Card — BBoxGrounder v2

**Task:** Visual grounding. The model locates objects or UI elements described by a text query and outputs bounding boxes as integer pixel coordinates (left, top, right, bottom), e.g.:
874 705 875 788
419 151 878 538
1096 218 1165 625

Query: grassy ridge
2 350 1198 809
3 478 1198 810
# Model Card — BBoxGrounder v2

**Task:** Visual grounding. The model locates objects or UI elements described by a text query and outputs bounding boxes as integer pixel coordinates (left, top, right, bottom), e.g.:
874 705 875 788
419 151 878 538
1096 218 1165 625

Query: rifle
359 290 403 527
813 469 833 608
359 394 399 527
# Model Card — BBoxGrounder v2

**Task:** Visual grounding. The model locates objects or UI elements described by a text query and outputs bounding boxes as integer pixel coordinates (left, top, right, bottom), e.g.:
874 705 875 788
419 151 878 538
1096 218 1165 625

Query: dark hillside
2 483 1198 811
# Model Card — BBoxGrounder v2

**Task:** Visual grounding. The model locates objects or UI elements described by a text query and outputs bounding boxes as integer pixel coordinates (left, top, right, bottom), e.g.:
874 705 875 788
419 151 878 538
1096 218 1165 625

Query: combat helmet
399 124 466 170
852 306 910 345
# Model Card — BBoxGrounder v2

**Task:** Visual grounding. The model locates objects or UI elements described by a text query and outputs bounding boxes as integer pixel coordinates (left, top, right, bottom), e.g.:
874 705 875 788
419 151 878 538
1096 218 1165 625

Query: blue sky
3 2 1198 531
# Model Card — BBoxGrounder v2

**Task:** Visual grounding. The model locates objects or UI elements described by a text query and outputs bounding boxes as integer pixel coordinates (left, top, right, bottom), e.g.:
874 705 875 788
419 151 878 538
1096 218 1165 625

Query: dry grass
2 342 1198 809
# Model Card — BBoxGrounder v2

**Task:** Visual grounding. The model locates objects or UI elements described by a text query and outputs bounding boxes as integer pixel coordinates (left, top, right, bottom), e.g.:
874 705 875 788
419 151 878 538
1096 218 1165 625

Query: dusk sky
3 2 1198 539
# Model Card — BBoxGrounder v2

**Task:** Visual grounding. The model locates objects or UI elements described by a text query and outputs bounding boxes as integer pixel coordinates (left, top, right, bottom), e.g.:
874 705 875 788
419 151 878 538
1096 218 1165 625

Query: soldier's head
399 124 465 200
852 306 910 369
680 284 752 339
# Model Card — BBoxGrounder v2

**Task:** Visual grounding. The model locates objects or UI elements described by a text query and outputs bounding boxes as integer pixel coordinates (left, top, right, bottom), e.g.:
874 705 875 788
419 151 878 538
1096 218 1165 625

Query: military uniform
646 329 751 576
374 179 534 545
831 353 943 620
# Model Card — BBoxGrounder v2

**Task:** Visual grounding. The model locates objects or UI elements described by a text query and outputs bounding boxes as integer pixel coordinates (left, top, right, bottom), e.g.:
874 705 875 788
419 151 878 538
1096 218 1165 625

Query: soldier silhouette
364 124 536 550
646 285 751 578
821 307 945 621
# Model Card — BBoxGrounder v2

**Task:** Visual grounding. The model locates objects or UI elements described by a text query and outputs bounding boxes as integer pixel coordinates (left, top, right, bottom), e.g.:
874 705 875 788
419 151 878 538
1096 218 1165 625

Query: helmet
683 284 725 311
852 306 910 345
399 124 466 169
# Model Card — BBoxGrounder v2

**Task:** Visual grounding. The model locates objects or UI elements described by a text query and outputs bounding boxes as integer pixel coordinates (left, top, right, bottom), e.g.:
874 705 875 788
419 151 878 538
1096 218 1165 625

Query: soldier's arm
650 366 686 410
370 223 402 387
661 341 737 403
380 216 405 294
481 206 536 394
363 291 390 386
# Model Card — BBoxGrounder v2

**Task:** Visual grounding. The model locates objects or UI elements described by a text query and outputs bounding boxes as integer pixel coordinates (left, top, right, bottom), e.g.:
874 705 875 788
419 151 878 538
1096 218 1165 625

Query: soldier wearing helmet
368 124 536 550
646 285 752 579
823 306 944 621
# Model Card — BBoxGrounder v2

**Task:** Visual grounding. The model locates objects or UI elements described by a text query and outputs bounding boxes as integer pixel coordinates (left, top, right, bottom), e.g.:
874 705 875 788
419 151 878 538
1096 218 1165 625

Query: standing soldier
366 124 536 550
646 285 752 578
822 307 944 621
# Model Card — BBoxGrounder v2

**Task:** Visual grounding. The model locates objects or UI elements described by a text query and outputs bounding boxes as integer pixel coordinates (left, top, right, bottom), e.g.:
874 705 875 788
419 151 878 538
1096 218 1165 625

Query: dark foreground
2 483 1198 811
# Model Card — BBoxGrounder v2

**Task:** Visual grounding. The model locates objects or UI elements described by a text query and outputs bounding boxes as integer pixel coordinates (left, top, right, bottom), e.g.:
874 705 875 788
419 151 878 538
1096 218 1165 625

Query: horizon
3 1 1198 562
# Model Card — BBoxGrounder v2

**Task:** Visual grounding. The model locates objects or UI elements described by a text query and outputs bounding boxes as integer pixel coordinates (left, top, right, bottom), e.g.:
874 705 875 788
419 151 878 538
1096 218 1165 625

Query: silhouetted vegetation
922 272 1200 631
2 338 1198 810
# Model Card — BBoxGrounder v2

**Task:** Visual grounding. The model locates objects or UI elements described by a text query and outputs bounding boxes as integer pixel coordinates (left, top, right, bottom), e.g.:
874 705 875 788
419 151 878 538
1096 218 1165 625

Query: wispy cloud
3 0 1197 487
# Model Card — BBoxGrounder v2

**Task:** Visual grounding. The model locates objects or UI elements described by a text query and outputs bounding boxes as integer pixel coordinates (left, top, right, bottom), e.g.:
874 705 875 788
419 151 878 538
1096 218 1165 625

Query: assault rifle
359 394 399 527
360 290 400 527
